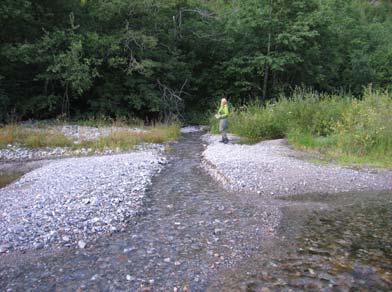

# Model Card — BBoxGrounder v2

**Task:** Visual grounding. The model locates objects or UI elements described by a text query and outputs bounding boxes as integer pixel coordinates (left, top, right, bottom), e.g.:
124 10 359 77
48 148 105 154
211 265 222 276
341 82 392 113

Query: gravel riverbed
202 134 392 196
0 132 283 291
2 131 390 291
0 146 166 253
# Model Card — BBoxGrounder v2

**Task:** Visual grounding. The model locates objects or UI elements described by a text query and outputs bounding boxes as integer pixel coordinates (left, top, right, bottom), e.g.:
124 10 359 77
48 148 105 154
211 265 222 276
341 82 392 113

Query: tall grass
332 91 392 165
220 90 350 141
0 123 180 150
78 123 181 150
73 115 144 128
217 89 392 167
0 125 73 148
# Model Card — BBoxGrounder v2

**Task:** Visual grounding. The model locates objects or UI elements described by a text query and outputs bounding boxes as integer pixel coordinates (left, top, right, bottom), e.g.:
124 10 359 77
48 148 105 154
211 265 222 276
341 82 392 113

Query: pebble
0 244 10 253
214 228 223 235
126 275 135 281
33 243 44 250
78 240 87 249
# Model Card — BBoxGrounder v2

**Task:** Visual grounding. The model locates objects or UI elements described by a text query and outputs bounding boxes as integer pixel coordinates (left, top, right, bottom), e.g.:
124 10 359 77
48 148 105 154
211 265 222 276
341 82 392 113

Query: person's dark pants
219 118 228 143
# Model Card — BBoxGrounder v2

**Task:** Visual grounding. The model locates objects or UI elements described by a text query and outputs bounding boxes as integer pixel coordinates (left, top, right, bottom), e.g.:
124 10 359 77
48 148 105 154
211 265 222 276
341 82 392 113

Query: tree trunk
262 0 273 101
62 82 70 118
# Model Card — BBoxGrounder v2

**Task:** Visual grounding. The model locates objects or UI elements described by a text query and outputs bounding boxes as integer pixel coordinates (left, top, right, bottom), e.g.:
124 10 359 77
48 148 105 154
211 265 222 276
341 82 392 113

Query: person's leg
219 119 225 142
220 119 228 143
223 130 228 143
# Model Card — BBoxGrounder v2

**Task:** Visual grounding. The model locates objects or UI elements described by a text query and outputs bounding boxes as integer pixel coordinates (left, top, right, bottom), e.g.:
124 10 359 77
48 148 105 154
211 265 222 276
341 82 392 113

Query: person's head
221 98 227 106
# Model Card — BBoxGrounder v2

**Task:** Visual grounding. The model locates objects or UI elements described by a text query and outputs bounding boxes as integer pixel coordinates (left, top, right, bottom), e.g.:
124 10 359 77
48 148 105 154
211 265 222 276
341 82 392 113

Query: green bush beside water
216 90 392 167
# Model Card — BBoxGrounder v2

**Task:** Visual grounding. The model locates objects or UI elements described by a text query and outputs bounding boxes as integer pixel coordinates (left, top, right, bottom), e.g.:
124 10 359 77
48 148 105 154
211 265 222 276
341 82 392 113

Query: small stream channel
0 133 391 291
0 160 46 189
0 171 24 189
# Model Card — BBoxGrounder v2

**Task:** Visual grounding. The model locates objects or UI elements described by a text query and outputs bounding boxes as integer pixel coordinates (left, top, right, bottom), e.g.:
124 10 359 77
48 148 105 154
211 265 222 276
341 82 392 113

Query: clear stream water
209 191 392 291
0 133 391 291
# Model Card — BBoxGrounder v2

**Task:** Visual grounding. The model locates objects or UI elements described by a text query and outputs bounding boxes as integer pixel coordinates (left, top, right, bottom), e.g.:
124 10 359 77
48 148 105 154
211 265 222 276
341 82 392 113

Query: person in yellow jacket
215 98 229 143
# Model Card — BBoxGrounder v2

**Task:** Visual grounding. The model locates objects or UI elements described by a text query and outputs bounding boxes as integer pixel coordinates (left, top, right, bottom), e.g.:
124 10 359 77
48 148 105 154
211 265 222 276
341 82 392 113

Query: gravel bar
0 147 167 253
202 134 392 196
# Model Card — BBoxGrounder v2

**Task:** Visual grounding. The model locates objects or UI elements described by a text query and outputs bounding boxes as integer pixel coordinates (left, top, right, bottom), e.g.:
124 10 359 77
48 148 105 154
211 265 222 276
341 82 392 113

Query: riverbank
0 146 167 253
202 134 392 196
0 123 180 253
0 123 179 161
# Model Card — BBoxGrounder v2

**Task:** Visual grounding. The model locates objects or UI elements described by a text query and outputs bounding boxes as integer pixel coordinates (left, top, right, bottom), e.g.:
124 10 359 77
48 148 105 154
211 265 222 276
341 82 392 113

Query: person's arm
215 107 221 119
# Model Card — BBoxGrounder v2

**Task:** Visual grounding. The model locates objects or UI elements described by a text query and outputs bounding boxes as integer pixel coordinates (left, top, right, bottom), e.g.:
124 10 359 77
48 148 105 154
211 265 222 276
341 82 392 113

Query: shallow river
0 133 391 291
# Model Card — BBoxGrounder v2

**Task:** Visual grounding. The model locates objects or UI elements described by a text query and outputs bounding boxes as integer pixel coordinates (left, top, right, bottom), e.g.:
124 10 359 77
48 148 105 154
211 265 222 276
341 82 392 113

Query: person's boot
223 137 229 144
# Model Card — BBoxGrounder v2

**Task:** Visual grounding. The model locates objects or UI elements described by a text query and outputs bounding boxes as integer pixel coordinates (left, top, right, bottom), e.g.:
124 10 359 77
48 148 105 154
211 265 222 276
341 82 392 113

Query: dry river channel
0 132 391 291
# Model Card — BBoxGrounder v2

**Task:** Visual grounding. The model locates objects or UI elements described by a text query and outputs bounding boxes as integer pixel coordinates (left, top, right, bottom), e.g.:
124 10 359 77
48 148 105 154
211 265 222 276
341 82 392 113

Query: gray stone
0 244 10 253
78 240 87 249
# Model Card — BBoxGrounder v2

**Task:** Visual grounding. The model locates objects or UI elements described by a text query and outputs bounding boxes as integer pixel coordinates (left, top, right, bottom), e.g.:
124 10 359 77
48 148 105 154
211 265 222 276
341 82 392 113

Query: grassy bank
0 125 73 148
77 124 180 151
0 123 180 151
213 90 392 168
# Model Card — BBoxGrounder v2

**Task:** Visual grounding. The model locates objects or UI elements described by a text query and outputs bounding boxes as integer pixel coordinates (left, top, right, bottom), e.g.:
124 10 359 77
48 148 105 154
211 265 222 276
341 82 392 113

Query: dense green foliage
221 89 392 167
1 0 392 122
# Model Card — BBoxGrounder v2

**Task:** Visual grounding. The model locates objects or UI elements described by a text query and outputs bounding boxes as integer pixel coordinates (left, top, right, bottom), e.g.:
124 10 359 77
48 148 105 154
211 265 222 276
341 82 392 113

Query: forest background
1 0 391 123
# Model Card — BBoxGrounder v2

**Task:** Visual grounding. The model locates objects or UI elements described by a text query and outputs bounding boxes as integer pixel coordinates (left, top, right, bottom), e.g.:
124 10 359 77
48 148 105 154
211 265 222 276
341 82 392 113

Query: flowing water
0 133 391 291
209 191 392 291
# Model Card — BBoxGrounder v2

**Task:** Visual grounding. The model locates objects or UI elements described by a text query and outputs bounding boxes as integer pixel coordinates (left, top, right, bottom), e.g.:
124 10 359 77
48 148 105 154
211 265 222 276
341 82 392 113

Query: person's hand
215 114 221 119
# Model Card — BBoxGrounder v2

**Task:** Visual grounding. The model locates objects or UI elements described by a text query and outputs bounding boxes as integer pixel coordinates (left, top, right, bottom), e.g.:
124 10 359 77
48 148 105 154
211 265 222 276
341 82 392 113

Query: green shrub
228 102 286 141
183 110 212 126
335 90 392 158
282 91 350 136
225 90 350 142
212 89 392 167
